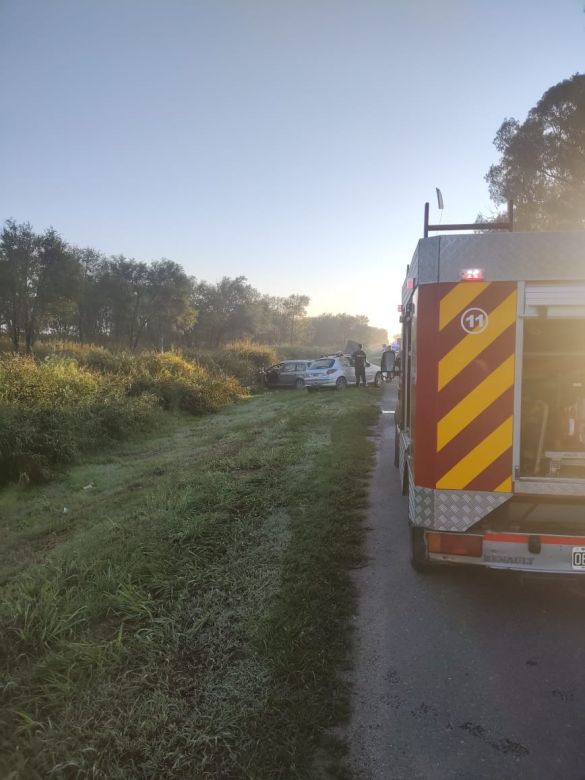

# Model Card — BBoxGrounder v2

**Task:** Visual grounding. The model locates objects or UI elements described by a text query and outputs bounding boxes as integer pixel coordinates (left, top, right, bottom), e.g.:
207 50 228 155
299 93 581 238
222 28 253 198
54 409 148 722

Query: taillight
326 368 337 374
427 532 483 557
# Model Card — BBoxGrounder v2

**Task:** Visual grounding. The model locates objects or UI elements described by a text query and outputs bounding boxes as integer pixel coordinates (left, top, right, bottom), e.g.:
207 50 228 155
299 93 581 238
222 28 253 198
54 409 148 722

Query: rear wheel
410 525 432 572
295 378 305 390
336 376 347 391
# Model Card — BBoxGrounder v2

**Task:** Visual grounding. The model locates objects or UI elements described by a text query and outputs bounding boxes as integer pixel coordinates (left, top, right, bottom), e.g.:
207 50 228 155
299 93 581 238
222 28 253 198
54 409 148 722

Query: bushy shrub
208 351 261 388
193 341 277 389
31 340 136 375
31 340 94 363
0 407 61 482
179 347 266 389
0 335 13 354
23 339 279 388
0 355 101 409
17 346 245 412
125 352 243 413
0 342 254 484
0 356 157 484
222 341 277 369
83 348 136 375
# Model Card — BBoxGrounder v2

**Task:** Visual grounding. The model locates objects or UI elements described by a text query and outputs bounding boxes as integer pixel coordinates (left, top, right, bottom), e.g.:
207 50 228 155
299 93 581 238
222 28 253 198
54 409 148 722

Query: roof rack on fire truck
423 199 514 238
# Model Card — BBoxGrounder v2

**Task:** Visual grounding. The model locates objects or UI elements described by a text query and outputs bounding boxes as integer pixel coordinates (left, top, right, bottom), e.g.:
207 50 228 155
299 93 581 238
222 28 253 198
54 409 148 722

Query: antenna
436 188 444 210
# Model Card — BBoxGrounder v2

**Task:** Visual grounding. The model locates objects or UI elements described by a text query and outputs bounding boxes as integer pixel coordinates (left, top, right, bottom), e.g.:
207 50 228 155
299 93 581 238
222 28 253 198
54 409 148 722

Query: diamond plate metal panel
435 490 511 532
406 233 585 291
410 487 512 531
410 485 434 528
402 240 440 304
435 232 585 285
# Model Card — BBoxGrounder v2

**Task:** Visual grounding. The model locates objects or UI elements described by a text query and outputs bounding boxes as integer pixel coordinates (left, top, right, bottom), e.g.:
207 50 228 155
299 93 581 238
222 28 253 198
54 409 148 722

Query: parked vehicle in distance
263 360 312 389
305 355 382 391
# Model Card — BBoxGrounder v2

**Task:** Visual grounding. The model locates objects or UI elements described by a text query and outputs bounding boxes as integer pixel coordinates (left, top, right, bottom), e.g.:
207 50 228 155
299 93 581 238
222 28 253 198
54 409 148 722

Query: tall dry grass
0 347 245 484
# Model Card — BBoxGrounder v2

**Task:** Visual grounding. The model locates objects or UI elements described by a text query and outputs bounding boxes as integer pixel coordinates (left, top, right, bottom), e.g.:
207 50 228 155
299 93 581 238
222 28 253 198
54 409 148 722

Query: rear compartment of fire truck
519 288 585 484
474 285 585 573
435 285 585 574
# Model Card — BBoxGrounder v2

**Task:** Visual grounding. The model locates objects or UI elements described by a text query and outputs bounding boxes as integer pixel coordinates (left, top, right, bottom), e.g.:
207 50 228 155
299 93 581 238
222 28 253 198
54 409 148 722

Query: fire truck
395 228 585 573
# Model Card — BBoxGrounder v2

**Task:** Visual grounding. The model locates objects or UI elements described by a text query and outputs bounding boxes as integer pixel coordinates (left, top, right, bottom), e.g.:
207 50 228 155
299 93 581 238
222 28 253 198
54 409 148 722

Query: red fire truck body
396 231 585 573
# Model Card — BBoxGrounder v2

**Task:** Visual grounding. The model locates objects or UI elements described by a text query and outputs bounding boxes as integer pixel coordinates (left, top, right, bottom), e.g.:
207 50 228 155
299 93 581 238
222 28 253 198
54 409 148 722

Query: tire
336 376 347 391
374 371 382 387
295 378 305 390
410 525 432 572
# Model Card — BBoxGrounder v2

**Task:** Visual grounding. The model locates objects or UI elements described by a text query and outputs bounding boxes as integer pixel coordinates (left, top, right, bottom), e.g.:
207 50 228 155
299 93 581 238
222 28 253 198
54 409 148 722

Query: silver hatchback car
263 360 312 389
305 355 382 391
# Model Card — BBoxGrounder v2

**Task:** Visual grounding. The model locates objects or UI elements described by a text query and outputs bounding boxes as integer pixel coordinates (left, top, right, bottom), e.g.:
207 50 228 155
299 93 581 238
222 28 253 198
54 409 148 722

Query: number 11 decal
461 307 488 334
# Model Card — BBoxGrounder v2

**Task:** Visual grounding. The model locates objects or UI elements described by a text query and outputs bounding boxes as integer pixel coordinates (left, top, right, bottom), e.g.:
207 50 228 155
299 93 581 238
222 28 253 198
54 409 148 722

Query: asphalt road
348 383 585 780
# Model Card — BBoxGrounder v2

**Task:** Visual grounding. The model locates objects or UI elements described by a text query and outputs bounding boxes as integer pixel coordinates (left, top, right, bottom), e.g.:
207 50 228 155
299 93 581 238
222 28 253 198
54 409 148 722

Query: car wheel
295 378 305 390
374 371 382 387
336 377 347 391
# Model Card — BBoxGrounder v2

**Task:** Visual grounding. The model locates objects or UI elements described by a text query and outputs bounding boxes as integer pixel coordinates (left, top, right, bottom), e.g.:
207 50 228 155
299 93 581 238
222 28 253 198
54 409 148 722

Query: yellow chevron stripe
437 354 515 451
439 282 490 330
495 477 512 493
436 417 513 490
438 291 517 391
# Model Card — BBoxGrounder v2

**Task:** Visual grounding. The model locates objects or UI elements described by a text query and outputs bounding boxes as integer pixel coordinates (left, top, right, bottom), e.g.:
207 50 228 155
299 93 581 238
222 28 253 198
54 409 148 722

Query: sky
1 0 584 337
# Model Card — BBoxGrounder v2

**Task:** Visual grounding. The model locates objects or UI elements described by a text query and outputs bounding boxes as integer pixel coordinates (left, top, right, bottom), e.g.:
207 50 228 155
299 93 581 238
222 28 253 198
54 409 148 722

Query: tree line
0 220 387 353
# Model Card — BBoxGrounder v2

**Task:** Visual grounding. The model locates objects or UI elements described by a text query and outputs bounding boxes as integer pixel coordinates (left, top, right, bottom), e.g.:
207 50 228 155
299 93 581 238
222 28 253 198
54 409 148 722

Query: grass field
0 387 379 778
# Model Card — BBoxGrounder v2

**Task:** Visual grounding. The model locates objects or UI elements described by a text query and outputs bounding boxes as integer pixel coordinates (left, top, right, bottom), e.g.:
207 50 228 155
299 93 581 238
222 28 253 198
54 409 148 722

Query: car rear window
310 359 335 369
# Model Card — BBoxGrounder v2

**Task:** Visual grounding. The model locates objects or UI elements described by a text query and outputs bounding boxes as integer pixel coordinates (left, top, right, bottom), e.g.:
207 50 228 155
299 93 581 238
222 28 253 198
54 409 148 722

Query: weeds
182 341 277 388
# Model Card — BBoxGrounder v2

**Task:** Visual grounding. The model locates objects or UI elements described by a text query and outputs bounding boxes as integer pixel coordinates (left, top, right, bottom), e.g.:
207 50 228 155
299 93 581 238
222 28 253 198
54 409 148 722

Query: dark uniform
352 347 367 387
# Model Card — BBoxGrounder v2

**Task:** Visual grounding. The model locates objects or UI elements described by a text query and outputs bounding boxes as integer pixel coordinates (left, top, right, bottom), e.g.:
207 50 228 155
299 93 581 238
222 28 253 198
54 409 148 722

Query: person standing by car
352 344 367 387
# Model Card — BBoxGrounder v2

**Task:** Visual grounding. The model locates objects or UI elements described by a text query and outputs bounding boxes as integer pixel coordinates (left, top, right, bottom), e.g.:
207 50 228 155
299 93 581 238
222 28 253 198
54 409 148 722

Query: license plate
572 547 585 569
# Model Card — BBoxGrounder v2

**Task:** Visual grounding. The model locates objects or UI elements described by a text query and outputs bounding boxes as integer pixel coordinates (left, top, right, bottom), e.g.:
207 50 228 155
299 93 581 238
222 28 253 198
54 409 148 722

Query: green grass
0 388 379 778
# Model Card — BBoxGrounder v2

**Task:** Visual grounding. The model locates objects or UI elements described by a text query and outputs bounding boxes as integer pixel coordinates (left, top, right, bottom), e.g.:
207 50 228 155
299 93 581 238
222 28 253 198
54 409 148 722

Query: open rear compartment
520 304 585 488
470 301 585 546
